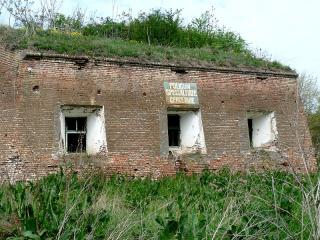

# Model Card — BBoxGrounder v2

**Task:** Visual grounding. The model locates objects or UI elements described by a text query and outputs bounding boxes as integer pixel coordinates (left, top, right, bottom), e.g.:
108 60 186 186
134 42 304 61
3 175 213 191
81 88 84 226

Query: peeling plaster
168 110 206 154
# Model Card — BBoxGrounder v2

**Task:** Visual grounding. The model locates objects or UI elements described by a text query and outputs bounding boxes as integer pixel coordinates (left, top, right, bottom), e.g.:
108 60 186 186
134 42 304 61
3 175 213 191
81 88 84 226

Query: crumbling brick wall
0 47 316 181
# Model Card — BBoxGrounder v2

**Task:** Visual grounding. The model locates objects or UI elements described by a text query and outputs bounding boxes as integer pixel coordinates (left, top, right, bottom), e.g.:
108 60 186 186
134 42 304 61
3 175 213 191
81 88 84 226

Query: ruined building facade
0 47 316 181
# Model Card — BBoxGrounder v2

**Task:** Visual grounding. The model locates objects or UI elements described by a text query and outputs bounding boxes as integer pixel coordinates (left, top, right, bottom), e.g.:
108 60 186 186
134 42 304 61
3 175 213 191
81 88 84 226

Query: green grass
0 168 319 239
0 27 291 72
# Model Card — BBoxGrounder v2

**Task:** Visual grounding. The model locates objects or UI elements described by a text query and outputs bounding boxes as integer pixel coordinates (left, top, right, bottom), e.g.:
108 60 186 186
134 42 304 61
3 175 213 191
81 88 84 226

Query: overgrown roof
0 26 294 75
0 8 296 75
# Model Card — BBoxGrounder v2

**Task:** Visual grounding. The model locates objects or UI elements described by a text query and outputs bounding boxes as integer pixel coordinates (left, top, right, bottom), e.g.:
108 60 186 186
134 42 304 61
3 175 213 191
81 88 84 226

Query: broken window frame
65 117 87 153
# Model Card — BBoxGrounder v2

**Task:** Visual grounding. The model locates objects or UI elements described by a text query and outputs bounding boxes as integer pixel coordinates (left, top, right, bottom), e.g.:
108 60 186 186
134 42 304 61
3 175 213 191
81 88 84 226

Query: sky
1 0 319 85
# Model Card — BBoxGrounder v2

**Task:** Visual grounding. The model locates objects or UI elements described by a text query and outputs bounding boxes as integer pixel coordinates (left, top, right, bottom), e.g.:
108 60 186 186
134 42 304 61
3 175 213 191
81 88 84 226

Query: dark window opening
66 118 76 130
248 118 253 148
168 114 180 146
65 117 87 153
67 133 86 152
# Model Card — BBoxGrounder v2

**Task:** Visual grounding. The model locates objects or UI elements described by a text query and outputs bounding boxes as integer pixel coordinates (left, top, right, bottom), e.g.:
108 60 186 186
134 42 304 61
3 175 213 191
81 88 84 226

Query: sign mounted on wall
164 82 199 106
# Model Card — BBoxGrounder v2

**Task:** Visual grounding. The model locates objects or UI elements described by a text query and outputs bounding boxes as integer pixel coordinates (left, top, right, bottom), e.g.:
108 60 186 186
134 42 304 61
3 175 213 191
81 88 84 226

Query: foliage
82 18 127 39
297 73 320 161
3 0 62 34
128 9 182 46
308 112 320 160
52 13 83 32
0 0 5 15
0 169 319 239
298 73 320 113
81 9 248 51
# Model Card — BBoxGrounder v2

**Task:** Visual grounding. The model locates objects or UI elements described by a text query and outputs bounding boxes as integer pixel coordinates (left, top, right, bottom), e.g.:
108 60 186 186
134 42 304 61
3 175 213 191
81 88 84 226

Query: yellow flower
70 31 82 36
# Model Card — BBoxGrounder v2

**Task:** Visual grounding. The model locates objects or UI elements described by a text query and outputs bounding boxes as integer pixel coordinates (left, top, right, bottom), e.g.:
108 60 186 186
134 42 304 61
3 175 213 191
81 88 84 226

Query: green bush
82 18 129 39
80 9 248 52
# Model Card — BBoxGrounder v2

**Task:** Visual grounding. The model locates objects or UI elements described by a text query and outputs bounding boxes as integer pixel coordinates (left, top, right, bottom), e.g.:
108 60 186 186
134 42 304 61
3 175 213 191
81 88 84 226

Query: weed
0 169 319 239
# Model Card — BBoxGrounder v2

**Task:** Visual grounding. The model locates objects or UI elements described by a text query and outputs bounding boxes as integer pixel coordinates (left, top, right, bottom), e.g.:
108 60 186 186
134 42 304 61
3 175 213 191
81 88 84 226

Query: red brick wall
0 47 316 181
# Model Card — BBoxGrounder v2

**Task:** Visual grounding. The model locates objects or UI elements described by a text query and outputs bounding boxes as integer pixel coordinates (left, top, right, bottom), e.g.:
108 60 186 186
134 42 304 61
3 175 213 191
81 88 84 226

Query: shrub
0 169 319 239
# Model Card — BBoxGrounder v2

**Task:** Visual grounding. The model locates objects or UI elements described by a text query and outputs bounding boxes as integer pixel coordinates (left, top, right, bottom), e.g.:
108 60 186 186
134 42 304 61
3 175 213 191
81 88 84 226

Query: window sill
169 146 206 155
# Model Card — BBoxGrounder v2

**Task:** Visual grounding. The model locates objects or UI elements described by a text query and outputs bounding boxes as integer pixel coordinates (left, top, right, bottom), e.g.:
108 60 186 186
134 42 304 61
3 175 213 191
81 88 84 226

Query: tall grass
0 168 319 239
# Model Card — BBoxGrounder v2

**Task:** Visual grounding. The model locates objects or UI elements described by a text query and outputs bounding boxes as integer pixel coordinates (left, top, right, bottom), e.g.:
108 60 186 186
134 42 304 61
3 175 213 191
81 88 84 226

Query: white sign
164 82 198 105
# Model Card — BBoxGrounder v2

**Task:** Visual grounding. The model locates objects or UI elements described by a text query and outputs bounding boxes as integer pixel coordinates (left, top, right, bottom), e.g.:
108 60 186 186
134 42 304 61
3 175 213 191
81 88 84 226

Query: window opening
60 106 107 155
65 117 87 152
248 118 253 148
168 114 180 146
247 112 278 148
166 111 206 154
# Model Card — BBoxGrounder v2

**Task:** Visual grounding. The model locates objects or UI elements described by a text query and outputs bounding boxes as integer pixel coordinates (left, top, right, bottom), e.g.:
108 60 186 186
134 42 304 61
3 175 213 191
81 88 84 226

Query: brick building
0 47 316 181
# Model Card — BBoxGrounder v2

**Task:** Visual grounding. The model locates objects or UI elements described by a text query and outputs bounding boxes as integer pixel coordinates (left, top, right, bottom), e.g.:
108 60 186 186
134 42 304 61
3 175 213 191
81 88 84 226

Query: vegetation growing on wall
0 3 290 71
1 169 320 239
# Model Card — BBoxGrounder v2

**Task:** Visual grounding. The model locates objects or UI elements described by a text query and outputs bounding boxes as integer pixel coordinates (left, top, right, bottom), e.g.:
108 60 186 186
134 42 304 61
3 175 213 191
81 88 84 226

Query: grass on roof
0 27 291 71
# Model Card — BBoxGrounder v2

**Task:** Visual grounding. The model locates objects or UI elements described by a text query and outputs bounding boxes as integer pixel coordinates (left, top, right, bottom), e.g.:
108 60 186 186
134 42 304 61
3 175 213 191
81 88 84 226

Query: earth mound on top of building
0 24 293 74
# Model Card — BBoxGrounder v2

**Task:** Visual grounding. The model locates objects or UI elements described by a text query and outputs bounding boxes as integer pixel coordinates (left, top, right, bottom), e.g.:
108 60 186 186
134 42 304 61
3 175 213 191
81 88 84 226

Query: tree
298 73 320 114
298 73 320 160
39 0 63 29
53 8 85 32
4 0 63 34
0 0 6 15
189 7 219 34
